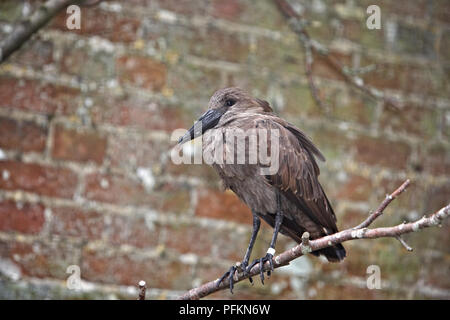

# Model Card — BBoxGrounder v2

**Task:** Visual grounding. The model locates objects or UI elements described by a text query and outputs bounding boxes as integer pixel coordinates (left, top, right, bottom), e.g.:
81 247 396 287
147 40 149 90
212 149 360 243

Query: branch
273 0 400 111
0 0 102 64
178 179 449 300
138 280 147 300
354 179 410 229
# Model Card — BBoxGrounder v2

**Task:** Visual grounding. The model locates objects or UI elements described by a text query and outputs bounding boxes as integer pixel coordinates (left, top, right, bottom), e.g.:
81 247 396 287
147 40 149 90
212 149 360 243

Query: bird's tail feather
261 214 346 262
279 222 346 262
311 243 346 262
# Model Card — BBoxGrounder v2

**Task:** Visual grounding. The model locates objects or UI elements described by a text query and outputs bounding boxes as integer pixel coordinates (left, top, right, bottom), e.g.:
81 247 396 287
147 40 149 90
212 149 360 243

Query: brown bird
178 87 346 292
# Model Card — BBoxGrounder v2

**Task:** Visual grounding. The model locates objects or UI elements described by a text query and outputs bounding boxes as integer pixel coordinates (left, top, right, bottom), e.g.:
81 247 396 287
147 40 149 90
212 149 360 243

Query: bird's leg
241 213 261 283
247 191 284 285
216 212 261 293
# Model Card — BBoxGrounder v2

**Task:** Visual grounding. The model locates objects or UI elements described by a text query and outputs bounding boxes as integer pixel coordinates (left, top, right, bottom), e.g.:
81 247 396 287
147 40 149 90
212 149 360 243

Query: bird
178 87 346 293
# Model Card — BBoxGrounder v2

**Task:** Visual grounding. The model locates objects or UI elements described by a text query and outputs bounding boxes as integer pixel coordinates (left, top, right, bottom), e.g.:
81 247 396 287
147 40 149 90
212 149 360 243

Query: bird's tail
311 243 346 262
262 214 347 263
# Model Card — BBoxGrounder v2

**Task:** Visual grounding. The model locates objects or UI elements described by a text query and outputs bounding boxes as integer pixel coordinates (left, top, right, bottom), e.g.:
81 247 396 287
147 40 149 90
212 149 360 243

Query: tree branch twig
273 0 400 111
138 280 147 300
0 0 102 64
178 179 449 300
354 179 410 229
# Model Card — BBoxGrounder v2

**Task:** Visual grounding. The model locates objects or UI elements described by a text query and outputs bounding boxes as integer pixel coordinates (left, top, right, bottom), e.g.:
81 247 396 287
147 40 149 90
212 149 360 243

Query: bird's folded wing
259 117 338 231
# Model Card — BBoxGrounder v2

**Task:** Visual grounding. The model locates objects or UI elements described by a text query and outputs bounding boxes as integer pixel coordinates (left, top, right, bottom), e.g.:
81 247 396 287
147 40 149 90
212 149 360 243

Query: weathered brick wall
0 0 448 299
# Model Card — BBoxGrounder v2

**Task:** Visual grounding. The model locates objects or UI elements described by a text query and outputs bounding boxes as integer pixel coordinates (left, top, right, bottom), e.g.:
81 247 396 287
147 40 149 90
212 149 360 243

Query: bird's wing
257 116 338 232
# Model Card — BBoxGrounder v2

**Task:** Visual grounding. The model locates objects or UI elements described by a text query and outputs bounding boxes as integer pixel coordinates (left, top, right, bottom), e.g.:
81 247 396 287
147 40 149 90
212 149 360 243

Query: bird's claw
216 261 252 293
247 253 274 285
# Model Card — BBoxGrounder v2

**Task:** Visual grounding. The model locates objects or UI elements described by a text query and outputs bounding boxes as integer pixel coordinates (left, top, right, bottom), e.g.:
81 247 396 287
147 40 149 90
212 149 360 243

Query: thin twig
273 0 400 111
395 235 413 252
0 0 102 64
300 231 311 254
354 179 410 229
178 180 449 300
138 280 146 300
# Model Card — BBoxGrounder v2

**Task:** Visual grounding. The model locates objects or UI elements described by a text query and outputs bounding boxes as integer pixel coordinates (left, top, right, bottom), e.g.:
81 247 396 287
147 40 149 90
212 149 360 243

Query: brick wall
0 0 449 299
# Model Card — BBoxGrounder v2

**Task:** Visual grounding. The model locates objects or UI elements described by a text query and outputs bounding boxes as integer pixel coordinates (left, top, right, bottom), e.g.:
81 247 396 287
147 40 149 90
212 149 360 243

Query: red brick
83 172 153 206
0 200 45 234
167 63 224 102
52 8 140 43
423 183 450 214
314 86 376 126
211 0 244 20
0 77 79 115
361 60 443 97
59 47 115 81
361 61 407 92
166 163 219 183
353 136 411 170
431 0 450 25
0 160 78 199
84 170 191 211
308 127 351 161
311 282 380 299
339 209 366 229
152 182 191 214
127 0 210 16
420 144 450 176
163 224 246 261
0 117 47 152
50 206 105 240
107 135 160 169
252 36 304 74
116 56 167 91
312 50 352 82
358 0 429 20
195 188 252 224
333 175 373 202
379 178 424 213
91 96 189 132
10 39 54 68
59 48 88 76
164 224 214 257
379 104 439 139
399 64 443 96
107 214 160 249
50 206 159 248
81 248 188 288
340 19 364 43
187 26 250 63
3 240 82 280
52 125 107 164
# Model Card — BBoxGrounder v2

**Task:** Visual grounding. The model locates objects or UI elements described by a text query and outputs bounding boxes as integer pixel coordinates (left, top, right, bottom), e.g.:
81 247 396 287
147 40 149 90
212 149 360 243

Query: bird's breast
214 164 278 215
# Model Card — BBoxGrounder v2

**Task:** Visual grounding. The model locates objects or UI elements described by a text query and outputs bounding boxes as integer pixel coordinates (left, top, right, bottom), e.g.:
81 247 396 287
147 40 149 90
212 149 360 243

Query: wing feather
257 116 338 232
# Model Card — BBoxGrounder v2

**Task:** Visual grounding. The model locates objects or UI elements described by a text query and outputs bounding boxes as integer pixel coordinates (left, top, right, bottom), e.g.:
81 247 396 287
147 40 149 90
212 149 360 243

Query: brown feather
202 88 346 262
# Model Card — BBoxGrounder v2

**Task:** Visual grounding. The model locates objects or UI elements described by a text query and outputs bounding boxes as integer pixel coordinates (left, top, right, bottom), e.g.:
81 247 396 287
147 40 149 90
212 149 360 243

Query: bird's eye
225 99 235 107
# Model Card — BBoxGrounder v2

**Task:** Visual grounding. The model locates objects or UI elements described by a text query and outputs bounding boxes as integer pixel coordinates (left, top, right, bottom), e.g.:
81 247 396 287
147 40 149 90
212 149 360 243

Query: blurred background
0 0 449 299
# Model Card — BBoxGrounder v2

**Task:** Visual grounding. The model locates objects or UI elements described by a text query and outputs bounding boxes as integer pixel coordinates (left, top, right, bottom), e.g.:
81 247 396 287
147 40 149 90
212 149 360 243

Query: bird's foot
246 253 274 285
216 261 251 293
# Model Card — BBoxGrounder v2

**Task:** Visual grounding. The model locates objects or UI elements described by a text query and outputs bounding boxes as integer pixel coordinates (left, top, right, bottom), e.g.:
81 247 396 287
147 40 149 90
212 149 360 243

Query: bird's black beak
178 108 225 145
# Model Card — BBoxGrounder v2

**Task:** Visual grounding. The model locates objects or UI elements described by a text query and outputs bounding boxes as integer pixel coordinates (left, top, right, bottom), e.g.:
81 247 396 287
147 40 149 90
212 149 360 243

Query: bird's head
178 87 272 144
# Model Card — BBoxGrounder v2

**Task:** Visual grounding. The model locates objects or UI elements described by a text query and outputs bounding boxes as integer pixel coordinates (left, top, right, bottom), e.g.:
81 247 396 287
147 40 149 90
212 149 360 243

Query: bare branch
138 280 146 300
177 179 449 300
395 235 413 252
354 179 410 229
0 0 102 64
273 0 401 111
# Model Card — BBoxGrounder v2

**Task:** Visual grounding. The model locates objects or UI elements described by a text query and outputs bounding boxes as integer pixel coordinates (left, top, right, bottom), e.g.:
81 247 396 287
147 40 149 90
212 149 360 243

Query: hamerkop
178 87 346 292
